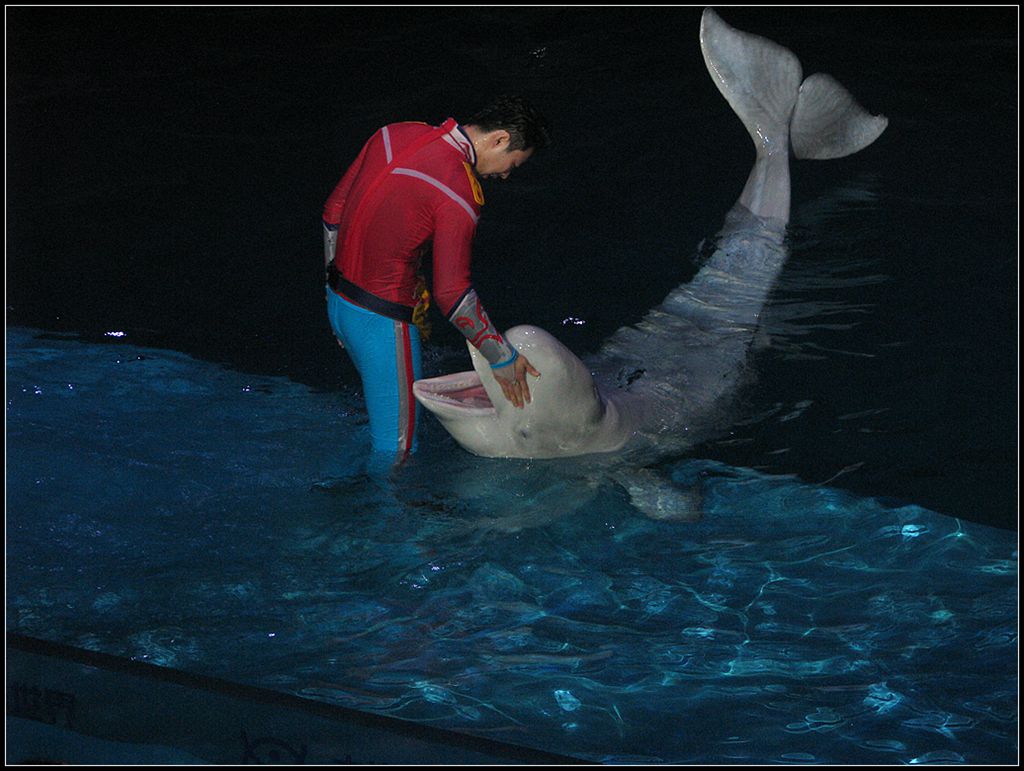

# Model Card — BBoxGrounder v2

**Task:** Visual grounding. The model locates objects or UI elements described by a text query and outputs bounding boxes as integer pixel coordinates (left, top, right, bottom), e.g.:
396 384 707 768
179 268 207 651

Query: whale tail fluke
791 73 888 159
700 8 887 160
700 7 802 158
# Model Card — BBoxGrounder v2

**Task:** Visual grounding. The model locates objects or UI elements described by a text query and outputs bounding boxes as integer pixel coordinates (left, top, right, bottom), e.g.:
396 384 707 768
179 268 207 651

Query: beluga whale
413 9 887 518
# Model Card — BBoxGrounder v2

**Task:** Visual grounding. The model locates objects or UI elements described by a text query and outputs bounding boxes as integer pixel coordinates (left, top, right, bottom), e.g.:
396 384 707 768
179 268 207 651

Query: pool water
6 327 1017 763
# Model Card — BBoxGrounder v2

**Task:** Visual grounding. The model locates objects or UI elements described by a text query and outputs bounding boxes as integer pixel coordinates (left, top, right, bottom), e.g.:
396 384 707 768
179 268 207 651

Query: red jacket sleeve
322 133 375 226
431 199 478 317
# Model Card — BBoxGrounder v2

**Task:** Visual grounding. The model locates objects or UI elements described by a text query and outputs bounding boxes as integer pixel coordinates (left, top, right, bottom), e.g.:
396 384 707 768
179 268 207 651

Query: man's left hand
495 354 541 409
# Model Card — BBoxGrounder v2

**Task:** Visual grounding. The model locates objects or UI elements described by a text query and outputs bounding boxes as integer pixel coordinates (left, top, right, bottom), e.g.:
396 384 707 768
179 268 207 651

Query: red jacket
323 119 485 317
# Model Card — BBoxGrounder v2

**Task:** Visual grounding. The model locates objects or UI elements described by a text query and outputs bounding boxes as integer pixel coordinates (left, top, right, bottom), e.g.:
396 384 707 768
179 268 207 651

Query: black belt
327 263 414 323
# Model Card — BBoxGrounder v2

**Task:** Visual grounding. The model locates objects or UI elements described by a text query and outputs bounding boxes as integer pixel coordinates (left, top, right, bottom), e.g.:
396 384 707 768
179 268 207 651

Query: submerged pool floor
6 328 1018 764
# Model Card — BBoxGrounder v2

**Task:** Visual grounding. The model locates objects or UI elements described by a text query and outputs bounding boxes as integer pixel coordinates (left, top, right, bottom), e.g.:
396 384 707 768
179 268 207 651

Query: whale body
413 9 887 504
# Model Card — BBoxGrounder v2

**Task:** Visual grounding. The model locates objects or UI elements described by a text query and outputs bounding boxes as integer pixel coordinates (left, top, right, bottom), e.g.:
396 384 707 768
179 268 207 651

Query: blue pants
326 287 422 458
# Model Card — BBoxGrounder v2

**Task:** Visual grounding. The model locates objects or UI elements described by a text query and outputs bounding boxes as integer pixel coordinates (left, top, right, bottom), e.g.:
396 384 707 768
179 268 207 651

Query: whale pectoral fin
611 467 703 522
791 72 888 159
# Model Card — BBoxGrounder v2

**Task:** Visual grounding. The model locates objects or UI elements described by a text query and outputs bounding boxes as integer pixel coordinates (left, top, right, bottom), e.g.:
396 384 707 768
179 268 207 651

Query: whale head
413 325 634 458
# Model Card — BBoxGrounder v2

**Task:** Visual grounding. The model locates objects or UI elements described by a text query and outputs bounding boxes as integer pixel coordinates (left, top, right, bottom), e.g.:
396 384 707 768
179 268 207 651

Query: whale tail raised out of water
700 7 888 164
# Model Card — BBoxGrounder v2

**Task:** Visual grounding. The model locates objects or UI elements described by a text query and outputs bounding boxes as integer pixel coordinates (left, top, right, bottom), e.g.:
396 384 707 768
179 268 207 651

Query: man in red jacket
322 95 550 461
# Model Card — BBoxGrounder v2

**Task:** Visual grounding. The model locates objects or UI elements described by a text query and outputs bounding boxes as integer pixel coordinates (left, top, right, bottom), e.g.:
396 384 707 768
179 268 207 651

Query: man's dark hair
466 95 551 153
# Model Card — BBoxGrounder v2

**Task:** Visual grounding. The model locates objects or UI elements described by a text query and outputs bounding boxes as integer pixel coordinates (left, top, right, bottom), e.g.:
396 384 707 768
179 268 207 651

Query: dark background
6 7 1018 529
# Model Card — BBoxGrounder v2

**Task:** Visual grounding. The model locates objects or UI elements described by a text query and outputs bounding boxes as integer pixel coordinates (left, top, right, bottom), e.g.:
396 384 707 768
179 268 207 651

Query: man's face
475 132 534 180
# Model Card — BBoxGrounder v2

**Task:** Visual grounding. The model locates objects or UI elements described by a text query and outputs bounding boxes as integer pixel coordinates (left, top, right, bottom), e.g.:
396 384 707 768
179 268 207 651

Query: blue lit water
6 6 1018 765
5 327 1017 763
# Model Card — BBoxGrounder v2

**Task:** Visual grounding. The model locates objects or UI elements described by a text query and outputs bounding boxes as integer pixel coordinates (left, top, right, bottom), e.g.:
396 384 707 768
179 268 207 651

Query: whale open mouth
413 371 496 415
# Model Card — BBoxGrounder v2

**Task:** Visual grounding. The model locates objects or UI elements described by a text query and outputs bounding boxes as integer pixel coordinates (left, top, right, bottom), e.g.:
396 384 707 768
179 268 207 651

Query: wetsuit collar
443 120 477 167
